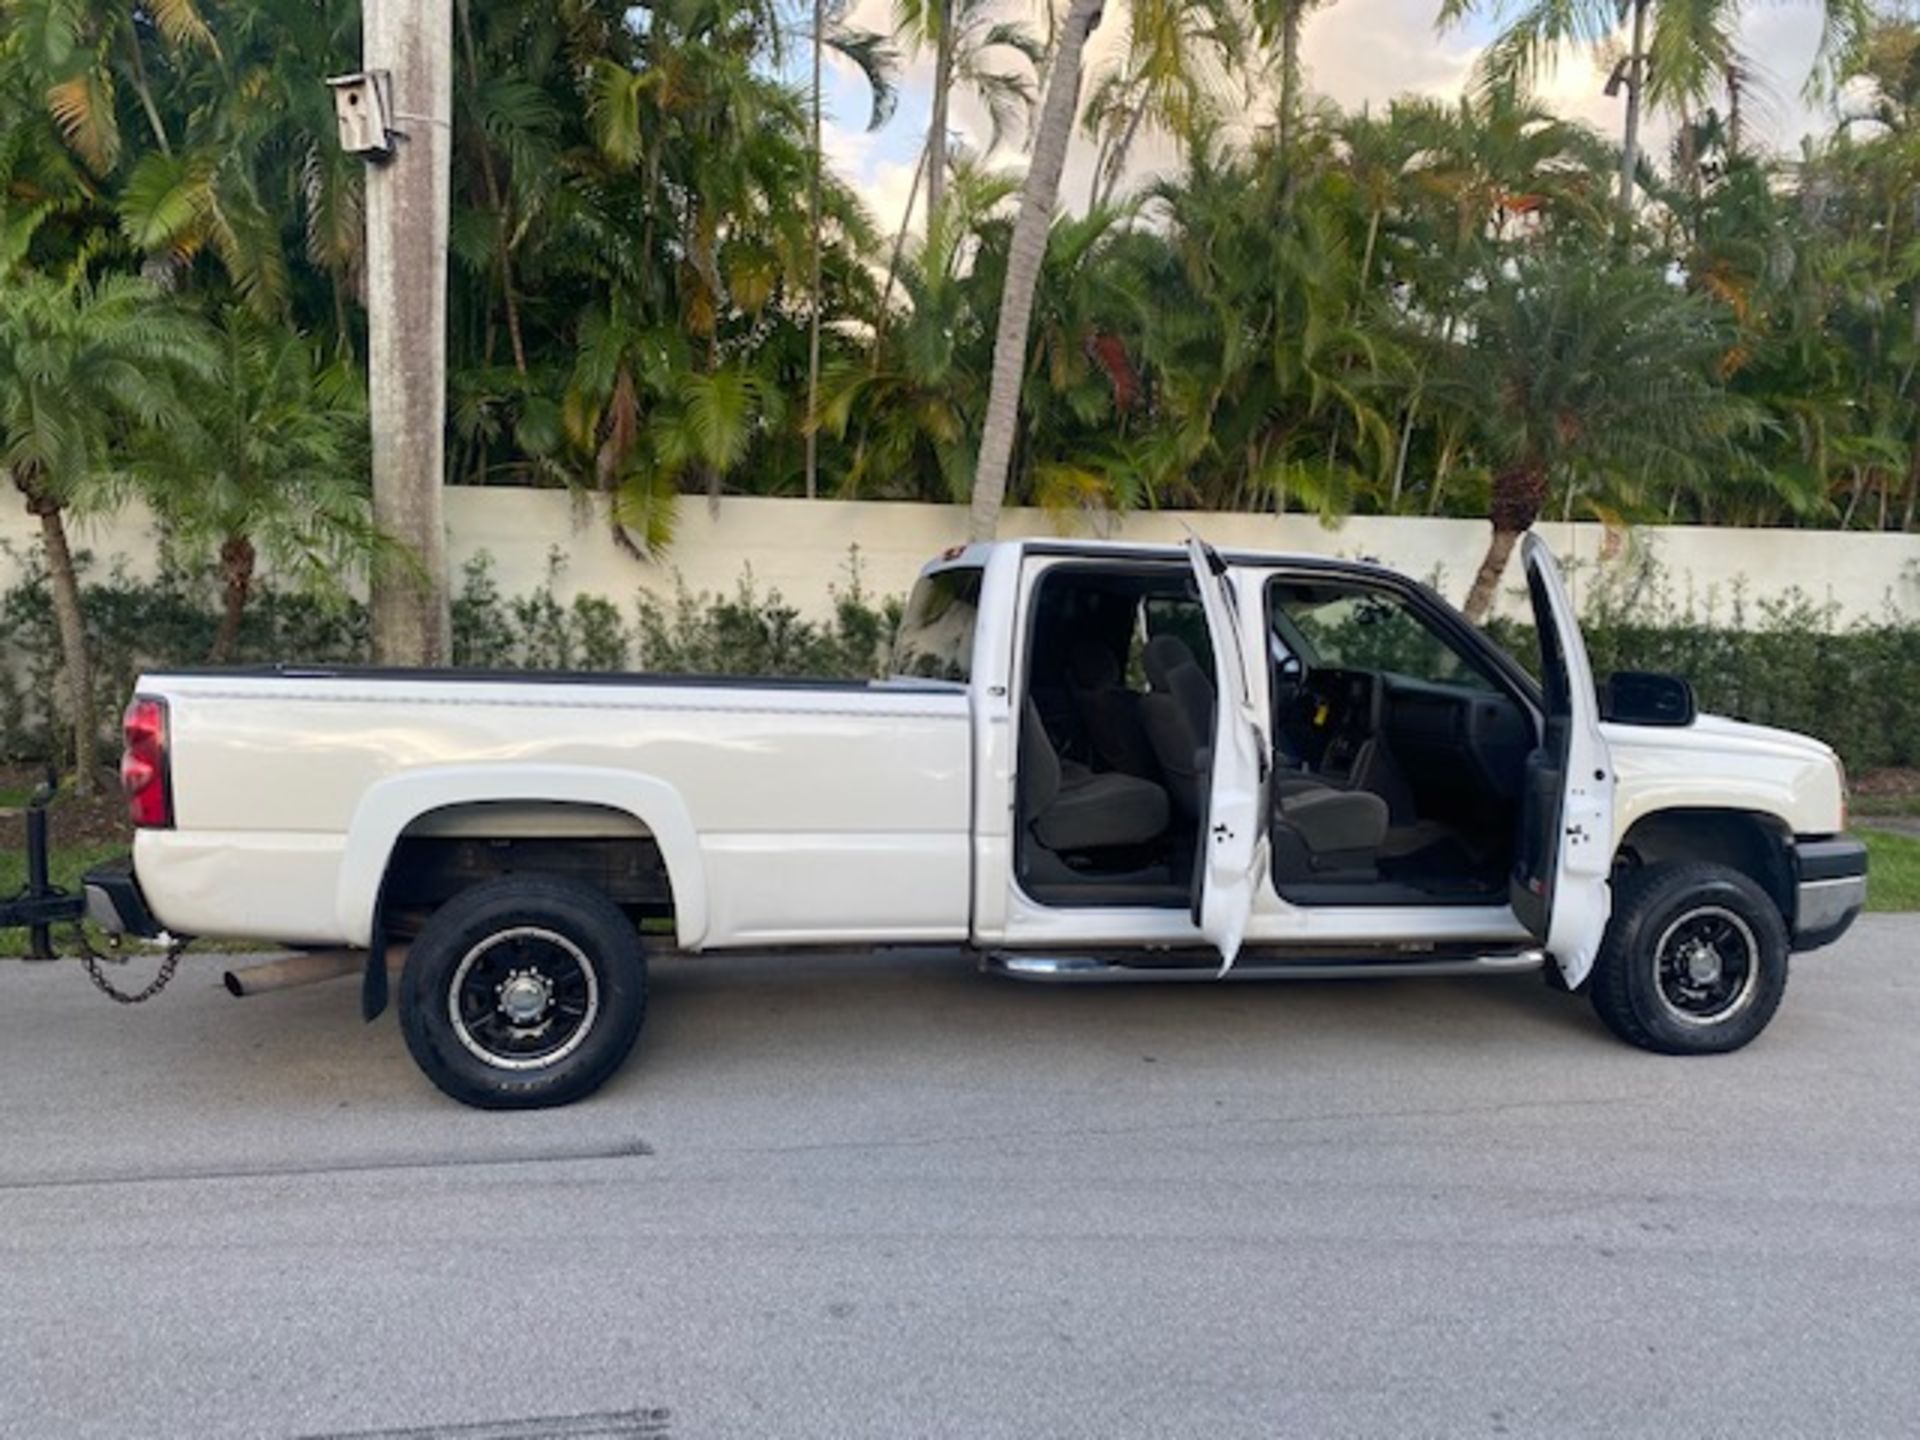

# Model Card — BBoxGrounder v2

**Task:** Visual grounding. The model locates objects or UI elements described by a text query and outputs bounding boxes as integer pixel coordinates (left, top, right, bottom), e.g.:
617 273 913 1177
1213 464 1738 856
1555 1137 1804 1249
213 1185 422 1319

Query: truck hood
1602 711 1846 840
1686 712 1839 765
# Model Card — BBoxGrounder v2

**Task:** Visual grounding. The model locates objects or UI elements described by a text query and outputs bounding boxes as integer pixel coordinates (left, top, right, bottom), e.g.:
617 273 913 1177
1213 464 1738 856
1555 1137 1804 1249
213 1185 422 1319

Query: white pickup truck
86 535 1868 1108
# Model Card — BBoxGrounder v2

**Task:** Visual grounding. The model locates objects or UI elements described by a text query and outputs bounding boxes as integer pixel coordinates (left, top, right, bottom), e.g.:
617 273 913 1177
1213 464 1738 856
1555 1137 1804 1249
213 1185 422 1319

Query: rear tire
399 875 647 1109
1589 860 1788 1055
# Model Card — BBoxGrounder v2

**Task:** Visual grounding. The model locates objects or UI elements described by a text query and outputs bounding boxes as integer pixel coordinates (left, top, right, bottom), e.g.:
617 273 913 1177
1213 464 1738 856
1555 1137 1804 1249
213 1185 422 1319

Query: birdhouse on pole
326 71 396 159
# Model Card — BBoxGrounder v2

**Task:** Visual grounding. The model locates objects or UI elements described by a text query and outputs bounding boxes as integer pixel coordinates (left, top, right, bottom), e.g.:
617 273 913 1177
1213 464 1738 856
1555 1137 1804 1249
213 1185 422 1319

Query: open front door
1512 534 1615 988
1184 538 1268 972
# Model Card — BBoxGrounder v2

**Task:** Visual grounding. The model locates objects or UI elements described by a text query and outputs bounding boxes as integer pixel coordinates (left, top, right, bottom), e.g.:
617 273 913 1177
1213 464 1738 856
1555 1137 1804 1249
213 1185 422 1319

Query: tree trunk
1359 204 1382 291
211 533 257 663
458 0 527 376
598 365 646 559
1094 99 1149 210
968 0 1104 541
1277 3 1302 155
1841 466 1864 528
1464 463 1547 621
805 0 825 499
871 140 929 365
1903 436 1920 533
927 0 956 225
123 24 174 158
1462 526 1521 624
17 477 98 797
1616 0 1649 216
1389 389 1419 510
1725 63 1743 160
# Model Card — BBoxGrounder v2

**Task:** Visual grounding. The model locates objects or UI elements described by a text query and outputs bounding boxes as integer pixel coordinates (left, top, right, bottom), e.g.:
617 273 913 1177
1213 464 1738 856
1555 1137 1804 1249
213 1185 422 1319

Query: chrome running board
982 950 1546 983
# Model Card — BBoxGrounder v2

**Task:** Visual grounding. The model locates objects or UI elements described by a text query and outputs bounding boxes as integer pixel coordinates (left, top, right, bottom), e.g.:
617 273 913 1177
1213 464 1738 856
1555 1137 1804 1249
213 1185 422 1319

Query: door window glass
1271 582 1499 691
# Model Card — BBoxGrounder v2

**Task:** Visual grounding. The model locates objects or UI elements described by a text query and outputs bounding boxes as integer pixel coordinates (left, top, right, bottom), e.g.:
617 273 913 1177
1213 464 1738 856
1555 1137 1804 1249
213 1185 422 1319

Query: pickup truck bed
133 668 973 951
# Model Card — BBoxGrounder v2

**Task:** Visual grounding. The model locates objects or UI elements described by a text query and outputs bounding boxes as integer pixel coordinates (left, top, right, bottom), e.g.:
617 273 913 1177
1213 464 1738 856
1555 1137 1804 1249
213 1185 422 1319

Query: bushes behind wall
0 540 1913 775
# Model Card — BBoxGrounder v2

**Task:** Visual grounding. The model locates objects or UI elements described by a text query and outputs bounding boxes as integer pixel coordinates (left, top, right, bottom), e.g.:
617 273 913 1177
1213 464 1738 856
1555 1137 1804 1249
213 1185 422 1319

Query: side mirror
1601 671 1697 727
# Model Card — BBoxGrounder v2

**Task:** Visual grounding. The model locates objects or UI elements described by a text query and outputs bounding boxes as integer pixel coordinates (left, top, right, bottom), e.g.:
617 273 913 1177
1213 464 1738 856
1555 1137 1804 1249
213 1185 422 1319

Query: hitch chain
74 927 188 1005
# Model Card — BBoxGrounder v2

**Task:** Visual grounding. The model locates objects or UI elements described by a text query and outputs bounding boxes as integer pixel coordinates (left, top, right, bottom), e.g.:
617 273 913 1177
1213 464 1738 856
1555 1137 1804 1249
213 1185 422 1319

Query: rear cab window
892 566 984 682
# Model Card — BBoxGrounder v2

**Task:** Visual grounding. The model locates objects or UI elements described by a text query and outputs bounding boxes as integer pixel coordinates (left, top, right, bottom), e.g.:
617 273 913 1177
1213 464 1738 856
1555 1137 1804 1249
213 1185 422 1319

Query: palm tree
1254 0 1337 156
889 0 1044 244
1145 129 1403 517
968 0 1106 541
0 270 213 793
138 309 375 660
1440 0 1870 214
873 13 1041 362
2 0 219 173
1454 250 1750 619
18 0 335 315
829 165 1018 501
1080 0 1245 209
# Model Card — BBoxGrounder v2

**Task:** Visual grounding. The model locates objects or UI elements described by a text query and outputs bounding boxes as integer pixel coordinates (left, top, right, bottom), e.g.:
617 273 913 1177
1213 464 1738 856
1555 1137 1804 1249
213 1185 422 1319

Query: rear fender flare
335 764 708 950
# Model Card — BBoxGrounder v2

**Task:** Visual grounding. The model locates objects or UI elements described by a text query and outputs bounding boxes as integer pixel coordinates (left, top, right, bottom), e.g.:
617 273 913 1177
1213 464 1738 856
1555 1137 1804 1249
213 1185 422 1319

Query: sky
808 0 1842 241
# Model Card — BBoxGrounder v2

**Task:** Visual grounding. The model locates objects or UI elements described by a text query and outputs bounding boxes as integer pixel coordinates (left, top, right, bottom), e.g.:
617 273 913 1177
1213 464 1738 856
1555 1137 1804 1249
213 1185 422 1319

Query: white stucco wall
5 488 1918 625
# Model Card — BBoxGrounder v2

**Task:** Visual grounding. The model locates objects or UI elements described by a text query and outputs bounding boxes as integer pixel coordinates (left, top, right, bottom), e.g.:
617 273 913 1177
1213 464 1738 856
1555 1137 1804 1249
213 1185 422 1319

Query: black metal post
25 793 55 961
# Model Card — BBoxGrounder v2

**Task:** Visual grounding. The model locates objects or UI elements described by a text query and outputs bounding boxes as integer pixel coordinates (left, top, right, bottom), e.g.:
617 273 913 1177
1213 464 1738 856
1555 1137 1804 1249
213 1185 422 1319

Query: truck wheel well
1614 809 1794 925
376 802 676 939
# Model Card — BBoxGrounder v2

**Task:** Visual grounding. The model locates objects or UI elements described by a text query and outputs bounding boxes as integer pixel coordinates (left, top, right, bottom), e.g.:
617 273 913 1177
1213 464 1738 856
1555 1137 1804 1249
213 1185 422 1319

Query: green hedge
1 541 1912 775
1486 552 1920 772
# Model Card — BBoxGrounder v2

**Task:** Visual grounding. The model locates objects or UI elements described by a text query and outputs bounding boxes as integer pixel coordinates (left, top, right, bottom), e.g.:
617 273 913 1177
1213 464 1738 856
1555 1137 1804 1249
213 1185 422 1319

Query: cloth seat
1139 634 1395 874
1278 787 1390 861
1021 702 1169 853
1066 640 1159 779
1138 635 1218 821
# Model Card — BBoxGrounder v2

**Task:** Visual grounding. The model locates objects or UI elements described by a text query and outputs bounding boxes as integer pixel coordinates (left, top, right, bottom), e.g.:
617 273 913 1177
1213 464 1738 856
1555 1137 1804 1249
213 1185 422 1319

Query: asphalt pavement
1 919 1917 1438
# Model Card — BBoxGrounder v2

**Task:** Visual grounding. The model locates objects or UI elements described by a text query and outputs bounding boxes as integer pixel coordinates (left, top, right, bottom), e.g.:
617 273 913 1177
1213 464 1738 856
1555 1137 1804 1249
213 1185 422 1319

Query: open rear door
1512 534 1615 988
1184 537 1268 972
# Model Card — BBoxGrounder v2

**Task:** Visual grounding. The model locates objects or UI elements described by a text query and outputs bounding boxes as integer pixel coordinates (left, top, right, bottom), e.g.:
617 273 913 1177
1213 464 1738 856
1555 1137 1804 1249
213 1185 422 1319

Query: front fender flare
335 764 709 952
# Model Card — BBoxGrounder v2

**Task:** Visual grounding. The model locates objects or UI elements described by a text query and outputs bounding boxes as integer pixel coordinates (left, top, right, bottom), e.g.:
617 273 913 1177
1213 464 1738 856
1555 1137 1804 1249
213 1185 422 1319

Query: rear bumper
1791 836 1868 953
81 856 164 939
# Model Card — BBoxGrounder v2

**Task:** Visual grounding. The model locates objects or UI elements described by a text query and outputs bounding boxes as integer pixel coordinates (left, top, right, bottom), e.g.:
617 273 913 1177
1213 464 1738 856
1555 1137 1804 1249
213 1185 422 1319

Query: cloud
814 0 1849 231
1303 0 1481 110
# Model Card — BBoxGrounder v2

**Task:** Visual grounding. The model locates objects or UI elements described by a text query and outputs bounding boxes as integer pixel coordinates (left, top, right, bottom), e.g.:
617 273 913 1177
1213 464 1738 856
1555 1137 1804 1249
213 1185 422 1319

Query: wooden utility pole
363 0 453 665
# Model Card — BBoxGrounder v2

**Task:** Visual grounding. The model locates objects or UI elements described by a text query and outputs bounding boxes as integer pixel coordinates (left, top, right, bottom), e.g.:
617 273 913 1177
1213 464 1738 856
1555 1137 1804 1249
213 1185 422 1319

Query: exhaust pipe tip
223 947 405 999
222 950 363 998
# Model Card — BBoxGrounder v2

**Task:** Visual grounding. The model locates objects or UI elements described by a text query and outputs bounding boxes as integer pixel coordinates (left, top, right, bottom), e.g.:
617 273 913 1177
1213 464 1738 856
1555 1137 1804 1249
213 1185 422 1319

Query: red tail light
121 696 173 829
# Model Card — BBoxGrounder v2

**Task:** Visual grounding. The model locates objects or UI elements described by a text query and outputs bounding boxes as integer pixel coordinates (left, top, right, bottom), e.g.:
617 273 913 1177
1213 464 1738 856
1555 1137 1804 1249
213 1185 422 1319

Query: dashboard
1276 667 1533 808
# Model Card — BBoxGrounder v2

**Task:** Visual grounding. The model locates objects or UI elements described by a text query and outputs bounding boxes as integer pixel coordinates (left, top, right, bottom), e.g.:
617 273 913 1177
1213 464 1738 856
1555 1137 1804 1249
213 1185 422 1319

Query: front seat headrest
1143 634 1201 692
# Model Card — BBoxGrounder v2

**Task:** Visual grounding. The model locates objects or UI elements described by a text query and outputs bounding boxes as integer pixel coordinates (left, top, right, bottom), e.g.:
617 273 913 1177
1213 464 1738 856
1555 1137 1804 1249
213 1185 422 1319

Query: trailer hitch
0 771 87 960
2 771 186 1001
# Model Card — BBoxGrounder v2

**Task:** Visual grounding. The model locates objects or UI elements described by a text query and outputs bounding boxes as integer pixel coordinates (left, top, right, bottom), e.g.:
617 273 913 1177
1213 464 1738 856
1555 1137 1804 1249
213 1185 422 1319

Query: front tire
1589 861 1788 1055
399 875 647 1109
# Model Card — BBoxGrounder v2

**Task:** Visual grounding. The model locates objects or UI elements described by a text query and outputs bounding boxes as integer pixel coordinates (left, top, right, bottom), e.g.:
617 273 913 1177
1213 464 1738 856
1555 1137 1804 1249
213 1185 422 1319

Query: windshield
890 566 983 682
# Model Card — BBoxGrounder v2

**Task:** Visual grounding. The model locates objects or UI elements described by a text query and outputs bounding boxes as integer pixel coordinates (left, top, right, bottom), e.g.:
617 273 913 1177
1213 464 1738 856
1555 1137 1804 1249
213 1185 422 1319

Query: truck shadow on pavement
213 945 1620 1110
5 944 1622 1184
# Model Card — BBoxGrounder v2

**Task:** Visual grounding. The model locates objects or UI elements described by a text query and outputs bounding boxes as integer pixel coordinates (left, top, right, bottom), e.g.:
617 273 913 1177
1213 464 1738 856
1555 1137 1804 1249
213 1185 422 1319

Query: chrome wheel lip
1651 905 1760 1028
448 926 601 1071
